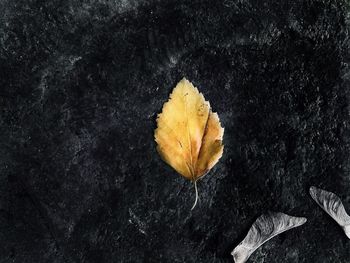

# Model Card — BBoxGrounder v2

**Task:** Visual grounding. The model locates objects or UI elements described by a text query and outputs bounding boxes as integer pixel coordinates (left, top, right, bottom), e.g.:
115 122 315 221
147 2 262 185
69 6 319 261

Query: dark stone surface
0 0 350 262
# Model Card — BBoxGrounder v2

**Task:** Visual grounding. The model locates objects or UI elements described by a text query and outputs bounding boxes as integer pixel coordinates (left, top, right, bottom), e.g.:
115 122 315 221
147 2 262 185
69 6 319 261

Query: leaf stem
191 180 199 210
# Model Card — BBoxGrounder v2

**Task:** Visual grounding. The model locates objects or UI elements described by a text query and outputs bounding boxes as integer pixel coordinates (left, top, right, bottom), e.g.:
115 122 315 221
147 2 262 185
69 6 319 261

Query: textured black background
1 0 350 262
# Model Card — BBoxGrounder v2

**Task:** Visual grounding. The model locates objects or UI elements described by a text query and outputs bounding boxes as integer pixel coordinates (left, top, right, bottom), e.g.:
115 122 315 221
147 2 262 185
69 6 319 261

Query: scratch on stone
38 69 49 101
128 209 147 235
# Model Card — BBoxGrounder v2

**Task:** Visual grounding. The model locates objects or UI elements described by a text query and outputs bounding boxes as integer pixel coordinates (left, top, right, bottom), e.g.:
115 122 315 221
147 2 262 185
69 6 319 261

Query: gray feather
231 212 307 263
310 186 350 239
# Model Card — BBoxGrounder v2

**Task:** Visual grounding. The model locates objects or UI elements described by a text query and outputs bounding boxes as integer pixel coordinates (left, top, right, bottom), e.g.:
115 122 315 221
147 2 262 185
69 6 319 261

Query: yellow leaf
154 78 224 209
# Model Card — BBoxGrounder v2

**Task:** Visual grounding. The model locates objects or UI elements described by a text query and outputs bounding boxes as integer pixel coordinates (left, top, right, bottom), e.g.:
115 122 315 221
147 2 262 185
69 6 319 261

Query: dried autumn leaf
154 78 224 209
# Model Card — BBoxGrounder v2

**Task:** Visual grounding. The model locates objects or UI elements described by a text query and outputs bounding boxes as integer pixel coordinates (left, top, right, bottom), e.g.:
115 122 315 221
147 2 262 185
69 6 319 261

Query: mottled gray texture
0 0 350 262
